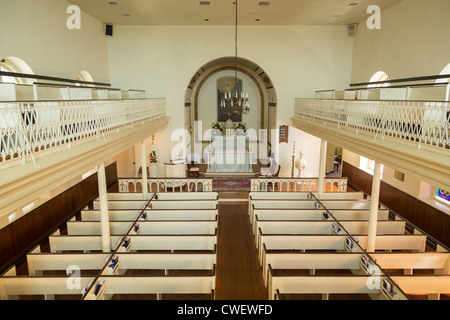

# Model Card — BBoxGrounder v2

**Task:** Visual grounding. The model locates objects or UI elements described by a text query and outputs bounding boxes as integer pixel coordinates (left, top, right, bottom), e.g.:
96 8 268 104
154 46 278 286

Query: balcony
0 97 169 220
292 98 449 190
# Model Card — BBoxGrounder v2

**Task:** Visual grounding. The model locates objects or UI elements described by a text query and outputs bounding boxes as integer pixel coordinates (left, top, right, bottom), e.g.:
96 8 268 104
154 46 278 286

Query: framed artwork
217 76 242 122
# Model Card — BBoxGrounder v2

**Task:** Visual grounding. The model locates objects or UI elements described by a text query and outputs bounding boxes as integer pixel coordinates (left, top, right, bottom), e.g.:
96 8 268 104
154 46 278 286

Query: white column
97 163 111 252
141 140 148 196
317 139 327 198
367 162 382 252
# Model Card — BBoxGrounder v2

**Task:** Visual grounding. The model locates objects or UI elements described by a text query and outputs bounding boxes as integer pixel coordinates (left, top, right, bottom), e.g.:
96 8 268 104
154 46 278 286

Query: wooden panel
0 162 117 272
342 161 450 248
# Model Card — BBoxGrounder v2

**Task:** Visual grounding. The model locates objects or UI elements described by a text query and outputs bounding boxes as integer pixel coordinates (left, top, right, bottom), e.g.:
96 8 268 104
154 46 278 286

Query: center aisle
214 192 268 300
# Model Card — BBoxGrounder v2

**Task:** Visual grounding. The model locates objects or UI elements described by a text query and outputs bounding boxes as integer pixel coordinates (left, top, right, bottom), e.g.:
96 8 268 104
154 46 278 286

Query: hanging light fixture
220 0 250 116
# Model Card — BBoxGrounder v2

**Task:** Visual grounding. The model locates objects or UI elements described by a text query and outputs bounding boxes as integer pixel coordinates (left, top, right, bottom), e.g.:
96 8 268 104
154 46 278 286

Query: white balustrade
295 99 449 149
0 98 166 163
118 178 213 193
250 178 347 192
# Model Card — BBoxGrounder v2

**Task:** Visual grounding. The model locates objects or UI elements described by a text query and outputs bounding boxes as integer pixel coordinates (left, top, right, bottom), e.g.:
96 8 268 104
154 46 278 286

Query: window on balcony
368 71 390 88
0 57 34 84
75 70 94 86
359 156 384 178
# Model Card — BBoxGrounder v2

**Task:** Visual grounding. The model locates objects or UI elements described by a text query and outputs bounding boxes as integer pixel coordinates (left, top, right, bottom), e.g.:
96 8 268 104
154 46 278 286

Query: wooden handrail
345 82 449 91
0 70 111 87
33 81 120 91
349 73 450 88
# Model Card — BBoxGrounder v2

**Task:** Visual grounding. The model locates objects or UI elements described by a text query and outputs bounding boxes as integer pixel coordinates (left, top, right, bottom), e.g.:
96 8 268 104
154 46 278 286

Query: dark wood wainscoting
342 161 450 248
0 162 118 272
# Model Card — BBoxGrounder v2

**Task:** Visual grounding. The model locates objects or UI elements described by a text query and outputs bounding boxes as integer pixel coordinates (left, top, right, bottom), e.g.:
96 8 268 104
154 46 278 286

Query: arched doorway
184 56 277 165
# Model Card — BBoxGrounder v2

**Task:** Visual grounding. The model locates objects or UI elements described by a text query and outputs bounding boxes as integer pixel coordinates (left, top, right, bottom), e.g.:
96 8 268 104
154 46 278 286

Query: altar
205 135 255 173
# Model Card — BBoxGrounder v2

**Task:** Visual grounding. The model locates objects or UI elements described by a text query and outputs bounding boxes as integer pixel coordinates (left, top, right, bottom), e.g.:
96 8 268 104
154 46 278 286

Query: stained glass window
436 188 450 202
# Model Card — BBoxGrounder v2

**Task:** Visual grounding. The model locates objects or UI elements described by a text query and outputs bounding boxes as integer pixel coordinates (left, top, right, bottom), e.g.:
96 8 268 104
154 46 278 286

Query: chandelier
220 0 250 116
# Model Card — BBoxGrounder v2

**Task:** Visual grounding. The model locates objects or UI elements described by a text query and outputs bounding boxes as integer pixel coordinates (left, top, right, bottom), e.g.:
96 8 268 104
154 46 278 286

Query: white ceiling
67 0 403 26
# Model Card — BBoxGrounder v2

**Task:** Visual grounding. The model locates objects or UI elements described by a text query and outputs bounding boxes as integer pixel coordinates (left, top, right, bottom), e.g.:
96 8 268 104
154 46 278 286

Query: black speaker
105 24 113 36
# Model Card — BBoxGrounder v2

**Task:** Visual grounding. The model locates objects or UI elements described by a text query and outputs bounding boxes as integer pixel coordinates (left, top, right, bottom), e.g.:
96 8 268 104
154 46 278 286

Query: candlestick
291 155 295 178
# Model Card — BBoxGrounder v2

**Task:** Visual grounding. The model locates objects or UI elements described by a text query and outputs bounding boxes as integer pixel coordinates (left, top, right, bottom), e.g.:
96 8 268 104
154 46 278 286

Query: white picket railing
250 178 348 192
0 98 166 163
295 99 450 149
118 178 213 193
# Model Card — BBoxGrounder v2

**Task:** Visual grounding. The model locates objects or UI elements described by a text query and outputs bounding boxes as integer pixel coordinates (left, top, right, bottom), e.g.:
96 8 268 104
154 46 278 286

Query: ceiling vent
259 2 270 5
347 23 358 37
200 1 211 5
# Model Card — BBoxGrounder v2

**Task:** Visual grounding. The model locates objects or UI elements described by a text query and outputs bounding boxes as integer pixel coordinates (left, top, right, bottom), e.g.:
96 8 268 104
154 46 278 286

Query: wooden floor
215 192 268 300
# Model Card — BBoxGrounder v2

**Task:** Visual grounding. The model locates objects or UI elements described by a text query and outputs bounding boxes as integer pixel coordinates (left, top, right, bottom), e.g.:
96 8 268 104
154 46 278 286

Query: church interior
0 0 449 303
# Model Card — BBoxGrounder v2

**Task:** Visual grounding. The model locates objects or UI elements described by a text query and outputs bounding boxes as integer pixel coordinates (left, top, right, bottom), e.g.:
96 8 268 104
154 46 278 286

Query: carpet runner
212 178 251 192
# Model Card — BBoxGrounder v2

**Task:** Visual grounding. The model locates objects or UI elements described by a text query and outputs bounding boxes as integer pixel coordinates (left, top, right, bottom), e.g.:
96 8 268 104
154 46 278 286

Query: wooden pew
390 275 450 300
0 276 92 300
258 234 349 264
262 252 364 287
263 252 450 290
353 234 427 253
251 199 374 210
0 275 216 300
267 271 404 300
249 200 378 225
258 234 428 265
26 252 216 277
154 192 218 200
99 193 155 201
49 235 121 253
93 199 218 210
66 220 218 236
27 252 110 276
49 234 217 253
370 252 450 275
252 209 389 224
254 220 406 249
82 274 216 300
81 209 218 221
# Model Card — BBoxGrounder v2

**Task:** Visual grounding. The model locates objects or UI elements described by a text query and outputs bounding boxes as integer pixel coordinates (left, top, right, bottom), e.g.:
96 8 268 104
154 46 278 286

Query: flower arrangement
235 123 246 131
212 122 223 132
149 150 158 163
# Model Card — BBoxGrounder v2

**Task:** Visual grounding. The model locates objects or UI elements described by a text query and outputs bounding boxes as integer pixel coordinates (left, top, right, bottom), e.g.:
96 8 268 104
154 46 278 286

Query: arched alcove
75 70 94 86
184 56 277 162
0 56 34 84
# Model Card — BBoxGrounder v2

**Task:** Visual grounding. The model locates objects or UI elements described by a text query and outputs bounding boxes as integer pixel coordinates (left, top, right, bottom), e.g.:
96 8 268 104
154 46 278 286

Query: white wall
107 25 354 176
351 0 450 83
0 0 110 83
280 127 322 178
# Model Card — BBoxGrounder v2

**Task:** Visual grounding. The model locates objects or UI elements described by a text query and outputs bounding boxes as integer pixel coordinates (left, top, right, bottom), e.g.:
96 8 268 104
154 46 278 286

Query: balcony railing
118 178 213 192
0 98 166 164
250 177 348 192
295 99 450 149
